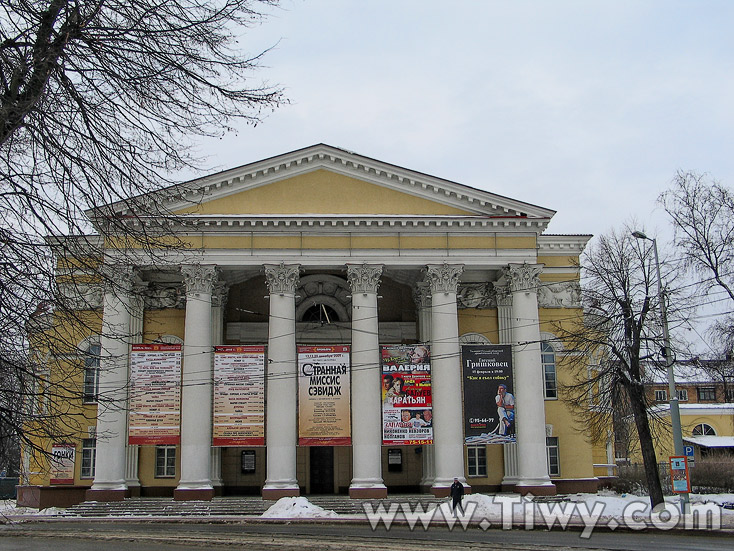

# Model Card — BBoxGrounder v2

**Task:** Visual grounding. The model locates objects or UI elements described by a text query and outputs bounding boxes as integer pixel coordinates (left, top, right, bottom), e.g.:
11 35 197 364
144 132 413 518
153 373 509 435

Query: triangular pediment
174 169 475 217
93 144 555 224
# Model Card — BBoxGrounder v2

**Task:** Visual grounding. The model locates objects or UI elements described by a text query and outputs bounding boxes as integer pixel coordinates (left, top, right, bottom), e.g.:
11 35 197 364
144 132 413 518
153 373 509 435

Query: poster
381 344 433 445
128 344 182 445
462 344 516 444
213 345 266 446
50 443 75 484
670 456 691 493
298 345 351 446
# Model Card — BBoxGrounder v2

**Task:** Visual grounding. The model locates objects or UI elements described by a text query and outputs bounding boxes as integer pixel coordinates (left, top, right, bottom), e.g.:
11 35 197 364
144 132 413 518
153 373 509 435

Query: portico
23 145 594 509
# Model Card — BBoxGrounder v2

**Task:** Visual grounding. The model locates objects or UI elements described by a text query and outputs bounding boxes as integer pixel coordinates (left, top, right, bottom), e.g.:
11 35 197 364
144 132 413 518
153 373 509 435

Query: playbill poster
298 345 351 446
213 345 266 446
128 344 182 445
462 344 516 444
381 344 433 445
50 443 75 485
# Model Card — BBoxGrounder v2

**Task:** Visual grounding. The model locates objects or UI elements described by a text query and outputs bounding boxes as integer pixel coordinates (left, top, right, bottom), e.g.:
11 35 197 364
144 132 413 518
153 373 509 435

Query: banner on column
128 344 182 445
298 345 351 445
462 344 516 444
381 344 433 445
50 443 75 484
213 345 266 446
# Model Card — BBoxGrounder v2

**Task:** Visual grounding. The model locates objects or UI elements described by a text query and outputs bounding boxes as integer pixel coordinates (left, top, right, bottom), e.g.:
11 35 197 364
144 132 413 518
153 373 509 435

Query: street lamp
632 230 689 511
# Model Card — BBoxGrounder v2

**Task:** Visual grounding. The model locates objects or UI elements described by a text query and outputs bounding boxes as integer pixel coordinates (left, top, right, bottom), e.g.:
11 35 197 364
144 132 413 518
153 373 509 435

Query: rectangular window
654 389 667 402
546 437 560 477
83 343 101 403
726 387 734 402
467 445 487 477
542 344 557 399
155 446 176 478
697 387 716 401
81 438 96 479
676 389 688 402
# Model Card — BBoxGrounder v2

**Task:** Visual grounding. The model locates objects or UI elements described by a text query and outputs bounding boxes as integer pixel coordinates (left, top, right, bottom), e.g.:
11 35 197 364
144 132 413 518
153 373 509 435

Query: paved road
0 521 732 551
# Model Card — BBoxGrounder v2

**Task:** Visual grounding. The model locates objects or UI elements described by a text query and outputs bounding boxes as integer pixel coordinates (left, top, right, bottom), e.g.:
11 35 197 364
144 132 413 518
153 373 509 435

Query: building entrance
309 447 334 494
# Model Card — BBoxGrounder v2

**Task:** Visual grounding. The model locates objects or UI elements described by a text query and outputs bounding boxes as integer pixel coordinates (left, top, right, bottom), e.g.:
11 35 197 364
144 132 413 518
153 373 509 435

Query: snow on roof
648 403 734 416
645 363 715 384
684 436 734 448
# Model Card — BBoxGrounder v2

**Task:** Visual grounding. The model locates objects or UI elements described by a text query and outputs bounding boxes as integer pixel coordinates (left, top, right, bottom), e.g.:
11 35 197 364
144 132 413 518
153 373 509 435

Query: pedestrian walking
450 477 464 516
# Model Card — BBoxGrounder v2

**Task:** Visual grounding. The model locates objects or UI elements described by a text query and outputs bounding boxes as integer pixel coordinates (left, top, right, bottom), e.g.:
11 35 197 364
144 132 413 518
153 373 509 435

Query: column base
86 488 127 502
262 487 300 500
514 483 557 496
173 488 215 501
349 486 388 499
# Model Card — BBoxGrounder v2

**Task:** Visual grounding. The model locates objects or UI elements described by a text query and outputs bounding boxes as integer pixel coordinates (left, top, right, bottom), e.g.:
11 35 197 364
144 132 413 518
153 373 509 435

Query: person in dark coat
450 477 464 515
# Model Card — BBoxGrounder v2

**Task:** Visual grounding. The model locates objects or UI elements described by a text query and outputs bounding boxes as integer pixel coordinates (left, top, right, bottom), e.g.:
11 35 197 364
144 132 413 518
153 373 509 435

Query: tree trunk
627 383 665 508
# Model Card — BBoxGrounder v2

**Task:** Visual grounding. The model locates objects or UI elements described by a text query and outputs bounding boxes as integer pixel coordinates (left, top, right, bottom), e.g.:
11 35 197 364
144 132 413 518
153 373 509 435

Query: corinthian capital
102 264 135 294
181 264 218 296
413 281 432 309
212 282 230 308
347 263 383 294
264 263 301 295
424 264 464 294
504 263 543 294
492 278 512 307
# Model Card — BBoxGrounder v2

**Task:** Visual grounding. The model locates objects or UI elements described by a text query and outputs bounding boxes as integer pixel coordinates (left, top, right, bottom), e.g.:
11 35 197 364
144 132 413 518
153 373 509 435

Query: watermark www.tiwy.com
362 495 721 538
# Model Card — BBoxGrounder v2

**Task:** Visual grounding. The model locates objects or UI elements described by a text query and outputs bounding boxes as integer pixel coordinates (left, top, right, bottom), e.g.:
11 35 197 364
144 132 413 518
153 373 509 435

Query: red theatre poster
128 344 182 445
298 345 351 446
213 345 266 446
381 344 433 445
50 443 76 485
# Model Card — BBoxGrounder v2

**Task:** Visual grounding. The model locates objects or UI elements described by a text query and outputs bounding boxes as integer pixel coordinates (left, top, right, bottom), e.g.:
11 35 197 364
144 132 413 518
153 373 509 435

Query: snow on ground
1 493 733 528
260 496 339 519
0 500 65 517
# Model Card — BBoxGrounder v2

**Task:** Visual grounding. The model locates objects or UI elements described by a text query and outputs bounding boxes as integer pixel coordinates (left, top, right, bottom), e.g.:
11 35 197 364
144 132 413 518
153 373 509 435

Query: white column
493 278 519 488
414 282 435 488
175 264 217 500
263 263 301 499
125 283 146 494
210 282 228 492
506 263 555 494
347 263 387 498
425 264 468 496
89 265 134 501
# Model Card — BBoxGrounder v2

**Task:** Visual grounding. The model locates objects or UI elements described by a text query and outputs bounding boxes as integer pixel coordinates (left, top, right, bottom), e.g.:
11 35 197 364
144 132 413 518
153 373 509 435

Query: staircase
60 495 448 518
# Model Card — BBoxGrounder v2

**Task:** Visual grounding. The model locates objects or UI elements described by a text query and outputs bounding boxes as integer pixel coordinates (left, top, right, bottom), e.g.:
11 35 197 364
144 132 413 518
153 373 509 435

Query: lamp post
632 231 689 512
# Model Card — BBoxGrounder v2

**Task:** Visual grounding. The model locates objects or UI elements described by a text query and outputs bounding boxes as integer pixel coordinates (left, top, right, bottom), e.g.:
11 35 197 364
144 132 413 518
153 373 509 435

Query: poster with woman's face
381 344 433 445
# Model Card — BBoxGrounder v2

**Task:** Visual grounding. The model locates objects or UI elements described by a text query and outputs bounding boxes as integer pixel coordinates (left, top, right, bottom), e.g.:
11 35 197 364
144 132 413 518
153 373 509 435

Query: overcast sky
186 1 734 352
190 0 734 243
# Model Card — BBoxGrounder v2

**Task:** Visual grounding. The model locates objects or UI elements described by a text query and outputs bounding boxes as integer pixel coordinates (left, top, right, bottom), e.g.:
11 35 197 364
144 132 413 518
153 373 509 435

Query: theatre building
19 144 597 508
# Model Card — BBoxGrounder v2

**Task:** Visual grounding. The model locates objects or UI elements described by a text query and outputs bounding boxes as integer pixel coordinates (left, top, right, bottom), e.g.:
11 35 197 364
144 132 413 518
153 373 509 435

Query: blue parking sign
684 445 694 458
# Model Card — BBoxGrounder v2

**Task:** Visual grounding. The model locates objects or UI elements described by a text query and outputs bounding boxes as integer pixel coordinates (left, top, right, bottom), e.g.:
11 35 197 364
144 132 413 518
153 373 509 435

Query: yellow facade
22 145 595 506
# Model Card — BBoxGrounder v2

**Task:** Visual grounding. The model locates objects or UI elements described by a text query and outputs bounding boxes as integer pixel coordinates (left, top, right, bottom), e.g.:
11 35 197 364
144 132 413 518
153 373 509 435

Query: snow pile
0 499 66 517
261 496 338 519
420 491 734 526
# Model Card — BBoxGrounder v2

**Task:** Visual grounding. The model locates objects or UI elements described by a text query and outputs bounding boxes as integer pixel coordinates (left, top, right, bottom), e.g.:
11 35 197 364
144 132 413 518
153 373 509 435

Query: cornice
115 213 551 232
538 234 592 255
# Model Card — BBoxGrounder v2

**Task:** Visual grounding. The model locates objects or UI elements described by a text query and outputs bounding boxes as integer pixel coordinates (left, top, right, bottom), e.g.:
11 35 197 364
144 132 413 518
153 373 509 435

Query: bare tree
1 1 284 470
660 171 734 348
554 225 687 508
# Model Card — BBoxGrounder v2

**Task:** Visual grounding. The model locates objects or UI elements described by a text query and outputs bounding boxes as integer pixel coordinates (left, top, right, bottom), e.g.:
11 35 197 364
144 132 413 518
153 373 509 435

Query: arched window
83 340 101 403
542 342 557 399
692 423 716 436
301 303 340 324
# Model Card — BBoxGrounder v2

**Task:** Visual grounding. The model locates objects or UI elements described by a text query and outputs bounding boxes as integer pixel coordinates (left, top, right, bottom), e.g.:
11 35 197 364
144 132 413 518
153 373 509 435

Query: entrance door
309 447 334 494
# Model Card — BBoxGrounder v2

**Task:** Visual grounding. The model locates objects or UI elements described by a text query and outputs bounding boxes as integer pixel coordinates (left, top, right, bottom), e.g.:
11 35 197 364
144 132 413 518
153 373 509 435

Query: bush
606 454 734 495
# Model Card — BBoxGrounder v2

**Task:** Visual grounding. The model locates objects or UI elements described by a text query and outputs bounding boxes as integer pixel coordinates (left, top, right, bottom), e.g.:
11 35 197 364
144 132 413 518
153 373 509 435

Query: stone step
61 495 448 518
